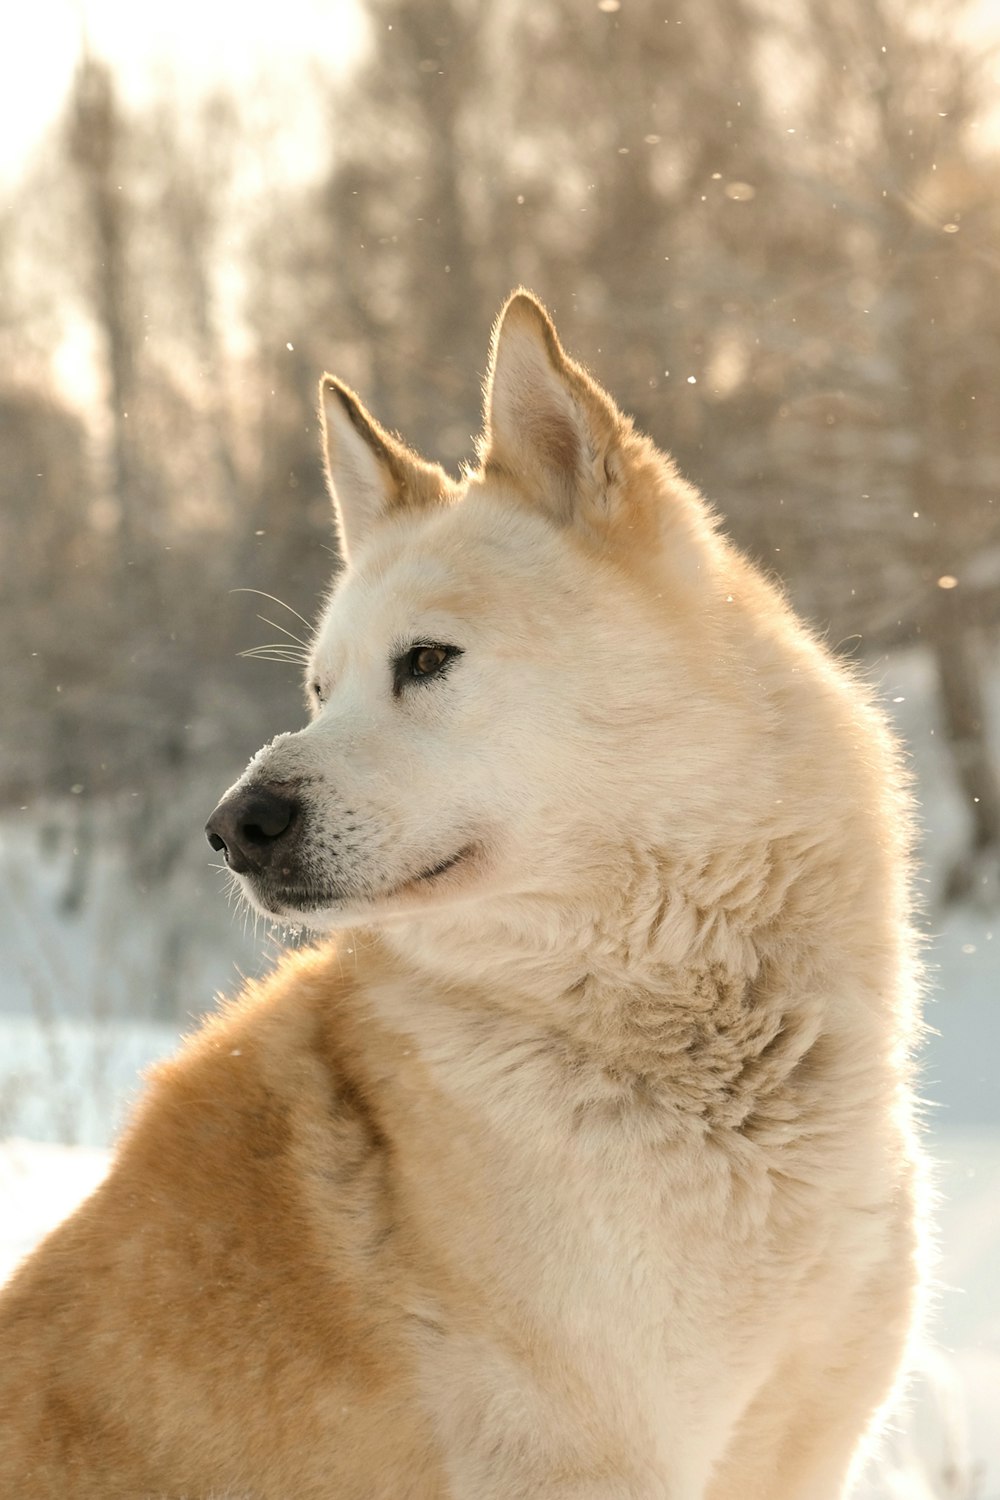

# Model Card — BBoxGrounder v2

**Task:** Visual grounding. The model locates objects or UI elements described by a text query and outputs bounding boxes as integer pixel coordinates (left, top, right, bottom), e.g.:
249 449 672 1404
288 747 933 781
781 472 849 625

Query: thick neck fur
374 816 906 1143
388 832 816 991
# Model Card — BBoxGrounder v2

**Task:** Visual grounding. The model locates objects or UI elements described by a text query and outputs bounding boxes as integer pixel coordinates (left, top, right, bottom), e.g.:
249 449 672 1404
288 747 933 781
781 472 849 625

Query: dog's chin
240 843 482 930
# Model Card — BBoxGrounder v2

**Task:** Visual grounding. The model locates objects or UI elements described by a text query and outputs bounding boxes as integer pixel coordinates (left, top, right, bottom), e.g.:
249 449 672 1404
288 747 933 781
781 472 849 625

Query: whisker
239 655 294 666
230 587 312 630
239 656 305 667
238 640 308 655
256 613 310 649
239 645 310 664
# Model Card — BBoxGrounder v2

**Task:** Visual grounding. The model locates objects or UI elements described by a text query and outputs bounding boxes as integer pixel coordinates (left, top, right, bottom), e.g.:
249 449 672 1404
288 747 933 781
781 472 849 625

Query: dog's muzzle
205 784 299 876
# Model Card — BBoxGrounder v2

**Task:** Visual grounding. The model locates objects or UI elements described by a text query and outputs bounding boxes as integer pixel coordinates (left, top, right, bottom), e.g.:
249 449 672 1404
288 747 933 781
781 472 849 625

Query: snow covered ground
0 1137 110 1283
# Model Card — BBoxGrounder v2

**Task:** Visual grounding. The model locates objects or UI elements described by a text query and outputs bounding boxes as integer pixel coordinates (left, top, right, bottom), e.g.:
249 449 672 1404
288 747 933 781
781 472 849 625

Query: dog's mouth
251 843 478 919
389 843 474 895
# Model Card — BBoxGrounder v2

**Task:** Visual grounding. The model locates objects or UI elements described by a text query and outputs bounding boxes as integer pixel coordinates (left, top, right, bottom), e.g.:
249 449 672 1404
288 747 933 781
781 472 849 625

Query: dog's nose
205 786 297 874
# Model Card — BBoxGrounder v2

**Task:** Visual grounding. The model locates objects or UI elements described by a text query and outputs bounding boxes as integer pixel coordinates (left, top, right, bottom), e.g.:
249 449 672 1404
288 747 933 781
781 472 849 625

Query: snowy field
0 647 997 1495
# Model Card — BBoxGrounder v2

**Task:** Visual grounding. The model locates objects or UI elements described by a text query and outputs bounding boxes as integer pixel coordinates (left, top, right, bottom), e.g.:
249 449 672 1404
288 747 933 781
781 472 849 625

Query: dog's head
207 291 767 933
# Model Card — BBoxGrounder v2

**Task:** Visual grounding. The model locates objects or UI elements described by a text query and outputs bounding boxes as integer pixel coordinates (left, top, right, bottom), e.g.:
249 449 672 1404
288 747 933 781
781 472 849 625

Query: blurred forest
3 0 1000 915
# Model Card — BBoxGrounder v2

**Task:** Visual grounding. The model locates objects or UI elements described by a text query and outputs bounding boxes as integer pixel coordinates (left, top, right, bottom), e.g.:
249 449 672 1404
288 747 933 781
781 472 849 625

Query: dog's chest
381 1014 799 1484
388 1002 790 1374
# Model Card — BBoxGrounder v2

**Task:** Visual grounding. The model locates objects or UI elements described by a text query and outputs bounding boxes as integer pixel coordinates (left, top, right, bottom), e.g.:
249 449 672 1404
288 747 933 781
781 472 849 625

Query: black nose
205 786 297 874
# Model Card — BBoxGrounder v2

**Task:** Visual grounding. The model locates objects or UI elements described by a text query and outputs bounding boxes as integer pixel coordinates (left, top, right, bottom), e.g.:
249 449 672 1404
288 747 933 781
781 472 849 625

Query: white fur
222 292 927 1498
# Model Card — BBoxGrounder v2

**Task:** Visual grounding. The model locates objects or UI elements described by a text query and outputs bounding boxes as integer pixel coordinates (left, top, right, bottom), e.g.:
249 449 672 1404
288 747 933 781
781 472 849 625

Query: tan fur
0 290 927 1499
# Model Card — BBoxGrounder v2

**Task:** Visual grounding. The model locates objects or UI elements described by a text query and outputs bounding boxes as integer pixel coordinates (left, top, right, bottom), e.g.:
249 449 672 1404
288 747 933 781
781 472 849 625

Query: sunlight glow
0 0 365 183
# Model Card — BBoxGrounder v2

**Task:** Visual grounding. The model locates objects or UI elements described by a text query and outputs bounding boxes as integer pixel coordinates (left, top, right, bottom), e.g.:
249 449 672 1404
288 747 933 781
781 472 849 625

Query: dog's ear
479 291 624 527
319 377 454 563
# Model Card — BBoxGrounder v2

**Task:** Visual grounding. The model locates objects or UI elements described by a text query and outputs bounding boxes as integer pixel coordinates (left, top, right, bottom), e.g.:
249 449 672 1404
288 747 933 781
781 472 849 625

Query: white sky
0 0 366 186
2 0 998 187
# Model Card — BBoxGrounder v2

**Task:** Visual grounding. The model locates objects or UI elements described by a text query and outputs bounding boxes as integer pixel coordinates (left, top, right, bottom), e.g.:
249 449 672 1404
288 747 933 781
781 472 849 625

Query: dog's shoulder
131 941 366 1127
0 944 446 1493
3 941 393 1299
117 939 393 1233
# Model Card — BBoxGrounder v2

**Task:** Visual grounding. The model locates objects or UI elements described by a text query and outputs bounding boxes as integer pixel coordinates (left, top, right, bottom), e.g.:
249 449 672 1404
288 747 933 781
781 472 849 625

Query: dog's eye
393 643 462 696
411 646 450 677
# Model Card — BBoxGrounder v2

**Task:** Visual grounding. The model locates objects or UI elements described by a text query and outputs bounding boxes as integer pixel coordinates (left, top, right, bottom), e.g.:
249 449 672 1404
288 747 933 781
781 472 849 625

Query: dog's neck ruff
384 830 833 996
369 831 881 1140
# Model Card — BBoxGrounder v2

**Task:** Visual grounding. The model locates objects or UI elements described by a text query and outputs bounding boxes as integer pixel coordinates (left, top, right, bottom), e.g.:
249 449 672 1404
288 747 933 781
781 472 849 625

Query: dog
0 291 926 1498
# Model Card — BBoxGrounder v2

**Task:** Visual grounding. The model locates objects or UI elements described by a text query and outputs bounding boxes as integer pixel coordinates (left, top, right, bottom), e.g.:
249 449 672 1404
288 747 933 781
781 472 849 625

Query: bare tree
65 56 151 559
